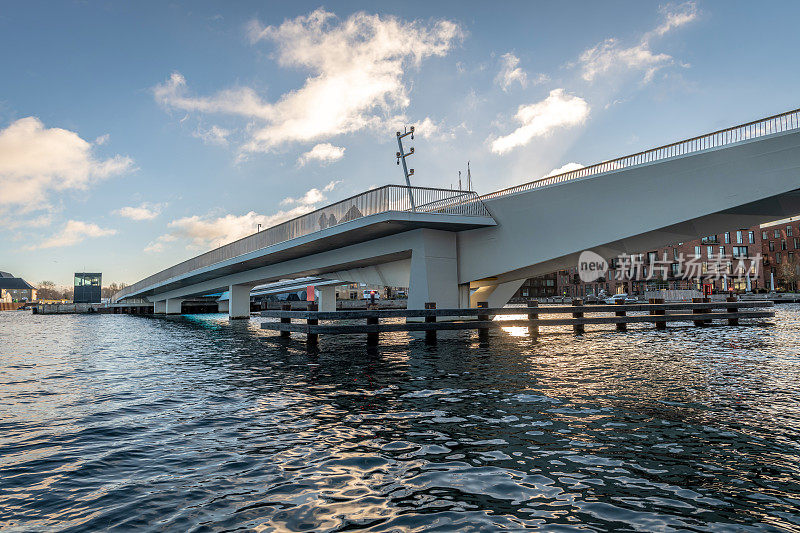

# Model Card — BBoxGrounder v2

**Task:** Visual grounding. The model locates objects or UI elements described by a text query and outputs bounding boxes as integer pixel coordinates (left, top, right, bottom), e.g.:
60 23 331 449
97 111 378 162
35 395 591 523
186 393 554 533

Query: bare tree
778 256 800 291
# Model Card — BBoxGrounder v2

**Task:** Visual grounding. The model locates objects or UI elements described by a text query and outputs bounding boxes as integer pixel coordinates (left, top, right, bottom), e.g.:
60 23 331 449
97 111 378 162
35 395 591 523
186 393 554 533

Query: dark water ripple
2 306 800 531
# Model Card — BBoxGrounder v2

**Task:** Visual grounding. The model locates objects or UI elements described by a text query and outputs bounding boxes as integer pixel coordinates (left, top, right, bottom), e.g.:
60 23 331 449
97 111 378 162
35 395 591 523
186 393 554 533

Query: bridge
114 108 800 318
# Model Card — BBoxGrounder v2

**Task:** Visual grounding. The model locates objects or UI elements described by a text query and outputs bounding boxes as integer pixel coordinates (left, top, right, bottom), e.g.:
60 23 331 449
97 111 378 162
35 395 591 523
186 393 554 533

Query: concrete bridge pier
217 299 229 313
469 280 526 308
165 298 184 315
408 230 460 310
154 300 166 314
318 285 337 312
229 284 252 319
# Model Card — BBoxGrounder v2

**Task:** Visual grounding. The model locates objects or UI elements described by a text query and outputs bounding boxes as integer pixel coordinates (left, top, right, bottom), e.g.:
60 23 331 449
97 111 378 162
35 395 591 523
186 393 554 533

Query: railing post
367 315 379 346
280 303 291 338
615 300 627 331
306 302 318 346
527 301 539 337
425 302 437 343
572 299 584 334
477 301 489 340
649 298 666 330
727 295 739 326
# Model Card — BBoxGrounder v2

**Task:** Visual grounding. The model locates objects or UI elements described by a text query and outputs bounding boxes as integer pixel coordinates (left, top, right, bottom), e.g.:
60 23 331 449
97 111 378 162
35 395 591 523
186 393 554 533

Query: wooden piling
649 298 666 330
280 303 291 337
477 301 489 340
367 316 379 346
572 299 584 333
727 295 739 325
691 297 710 326
615 299 627 331
306 303 318 345
527 301 539 337
425 302 437 343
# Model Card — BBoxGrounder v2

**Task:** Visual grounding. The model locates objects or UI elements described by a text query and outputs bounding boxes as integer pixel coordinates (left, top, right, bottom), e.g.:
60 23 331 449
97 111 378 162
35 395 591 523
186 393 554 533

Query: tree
36 281 61 300
778 257 800 292
101 282 128 299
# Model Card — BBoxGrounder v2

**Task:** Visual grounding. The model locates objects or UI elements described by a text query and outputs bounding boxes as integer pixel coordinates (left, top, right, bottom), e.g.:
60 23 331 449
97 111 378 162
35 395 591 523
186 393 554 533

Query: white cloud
650 1 699 38
542 162 585 178
33 220 116 249
113 202 164 221
577 2 697 83
148 182 342 251
94 134 110 145
193 125 231 146
143 233 177 253
297 143 345 166
153 207 313 251
323 179 342 192
0 117 133 215
154 9 462 154
490 89 590 154
495 53 528 91
281 180 341 205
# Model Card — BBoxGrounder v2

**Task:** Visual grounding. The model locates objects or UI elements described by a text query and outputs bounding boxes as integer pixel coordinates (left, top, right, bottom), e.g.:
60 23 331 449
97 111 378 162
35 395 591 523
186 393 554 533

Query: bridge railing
114 185 490 301
480 107 800 201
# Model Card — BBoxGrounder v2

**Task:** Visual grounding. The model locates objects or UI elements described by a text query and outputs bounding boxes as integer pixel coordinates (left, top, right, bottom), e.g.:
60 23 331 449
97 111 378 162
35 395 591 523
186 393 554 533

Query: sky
1 1 799 287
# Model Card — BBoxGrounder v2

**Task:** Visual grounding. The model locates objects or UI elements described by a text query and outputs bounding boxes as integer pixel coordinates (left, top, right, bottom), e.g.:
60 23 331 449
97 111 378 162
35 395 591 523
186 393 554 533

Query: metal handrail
481 107 800 200
115 185 490 301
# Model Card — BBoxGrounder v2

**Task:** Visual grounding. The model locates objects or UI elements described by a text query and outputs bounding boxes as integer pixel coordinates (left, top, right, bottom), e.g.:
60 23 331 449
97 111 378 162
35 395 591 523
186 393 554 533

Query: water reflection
0 308 799 531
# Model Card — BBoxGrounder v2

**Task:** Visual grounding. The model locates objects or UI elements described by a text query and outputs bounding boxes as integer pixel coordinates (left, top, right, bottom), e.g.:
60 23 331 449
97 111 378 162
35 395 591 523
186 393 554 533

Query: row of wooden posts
260 297 774 346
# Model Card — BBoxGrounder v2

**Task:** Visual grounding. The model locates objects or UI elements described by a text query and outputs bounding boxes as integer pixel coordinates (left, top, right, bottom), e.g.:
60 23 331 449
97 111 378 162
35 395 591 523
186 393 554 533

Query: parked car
362 290 380 300
603 293 637 304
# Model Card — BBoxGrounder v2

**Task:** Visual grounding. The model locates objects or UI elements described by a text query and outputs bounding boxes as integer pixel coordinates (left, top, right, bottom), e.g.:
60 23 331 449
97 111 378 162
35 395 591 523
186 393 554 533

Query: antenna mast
396 126 416 212
467 161 472 191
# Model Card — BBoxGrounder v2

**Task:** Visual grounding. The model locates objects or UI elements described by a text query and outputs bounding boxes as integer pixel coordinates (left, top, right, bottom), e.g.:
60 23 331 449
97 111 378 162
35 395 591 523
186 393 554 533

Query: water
2 307 800 532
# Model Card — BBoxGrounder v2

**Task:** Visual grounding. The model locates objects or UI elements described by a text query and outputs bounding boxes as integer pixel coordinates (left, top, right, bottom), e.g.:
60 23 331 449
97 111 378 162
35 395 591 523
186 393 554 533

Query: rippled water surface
2 307 800 531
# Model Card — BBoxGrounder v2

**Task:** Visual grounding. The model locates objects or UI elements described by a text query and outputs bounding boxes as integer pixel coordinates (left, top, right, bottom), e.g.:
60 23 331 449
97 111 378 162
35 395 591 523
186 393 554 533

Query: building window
789 226 794 237
670 263 680 277
775 229 781 238
707 246 713 259
795 238 799 249
790 252 795 262
749 231 755 244
673 248 679 261
769 241 775 252
719 246 725 258
733 246 748 258
724 232 730 244
736 230 743 244
763 230 768 240
783 240 788 251
776 252 782 264
694 246 701 258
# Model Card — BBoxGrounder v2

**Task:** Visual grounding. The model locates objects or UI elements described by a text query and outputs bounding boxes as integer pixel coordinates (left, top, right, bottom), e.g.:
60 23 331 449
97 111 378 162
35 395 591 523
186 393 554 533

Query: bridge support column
165 298 184 315
408 230 459 311
229 284 251 319
217 299 229 313
469 280 525 308
154 300 166 314
318 285 337 312
458 283 471 308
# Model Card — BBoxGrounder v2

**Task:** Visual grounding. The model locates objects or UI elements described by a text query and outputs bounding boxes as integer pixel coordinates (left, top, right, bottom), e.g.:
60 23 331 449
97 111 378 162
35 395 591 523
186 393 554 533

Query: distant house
0 272 37 302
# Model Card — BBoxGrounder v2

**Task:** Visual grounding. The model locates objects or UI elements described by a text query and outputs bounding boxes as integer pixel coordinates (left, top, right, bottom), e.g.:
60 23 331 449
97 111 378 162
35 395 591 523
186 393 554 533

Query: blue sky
1 1 798 287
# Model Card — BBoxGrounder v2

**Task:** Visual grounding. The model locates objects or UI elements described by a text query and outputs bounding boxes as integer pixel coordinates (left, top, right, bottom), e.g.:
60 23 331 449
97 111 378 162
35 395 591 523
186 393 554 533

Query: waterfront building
514 217 800 298
0 272 36 302
73 273 102 303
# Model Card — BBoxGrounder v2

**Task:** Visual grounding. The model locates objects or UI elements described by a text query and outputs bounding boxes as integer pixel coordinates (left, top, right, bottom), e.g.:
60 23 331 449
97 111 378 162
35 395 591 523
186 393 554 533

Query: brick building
514 217 800 299
0 271 37 302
